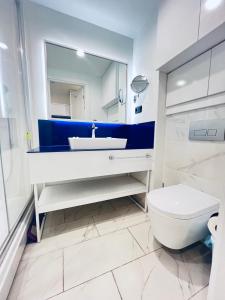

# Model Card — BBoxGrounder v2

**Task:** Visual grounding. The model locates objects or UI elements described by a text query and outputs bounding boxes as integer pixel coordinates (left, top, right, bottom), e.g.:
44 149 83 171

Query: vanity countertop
27 146 150 153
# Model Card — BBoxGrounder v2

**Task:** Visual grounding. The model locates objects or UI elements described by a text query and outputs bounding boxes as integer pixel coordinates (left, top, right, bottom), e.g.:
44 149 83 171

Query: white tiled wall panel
163 105 225 201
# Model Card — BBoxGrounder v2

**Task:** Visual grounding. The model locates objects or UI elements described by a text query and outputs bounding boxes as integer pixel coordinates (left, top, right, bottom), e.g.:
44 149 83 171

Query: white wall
22 0 133 145
131 2 159 124
131 1 165 190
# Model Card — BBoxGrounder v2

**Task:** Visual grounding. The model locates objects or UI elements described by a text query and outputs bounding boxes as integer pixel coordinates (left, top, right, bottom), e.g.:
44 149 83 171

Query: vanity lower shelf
37 175 147 214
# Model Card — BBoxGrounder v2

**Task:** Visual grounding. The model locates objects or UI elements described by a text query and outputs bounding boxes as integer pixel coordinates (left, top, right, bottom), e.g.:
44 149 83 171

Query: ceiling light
176 80 187 87
77 49 85 57
205 0 222 10
0 42 8 50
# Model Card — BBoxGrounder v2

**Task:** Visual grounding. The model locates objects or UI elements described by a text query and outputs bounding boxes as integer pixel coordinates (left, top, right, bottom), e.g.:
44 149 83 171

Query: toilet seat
149 184 219 220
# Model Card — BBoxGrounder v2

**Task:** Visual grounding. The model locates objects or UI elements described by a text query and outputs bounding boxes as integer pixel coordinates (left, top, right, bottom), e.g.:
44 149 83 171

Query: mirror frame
130 75 149 94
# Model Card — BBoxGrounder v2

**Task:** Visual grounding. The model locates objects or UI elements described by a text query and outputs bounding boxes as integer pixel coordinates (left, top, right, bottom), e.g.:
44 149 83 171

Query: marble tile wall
163 104 225 201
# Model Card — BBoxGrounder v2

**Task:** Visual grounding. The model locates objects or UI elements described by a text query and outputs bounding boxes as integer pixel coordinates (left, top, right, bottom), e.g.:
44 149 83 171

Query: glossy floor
8 197 211 300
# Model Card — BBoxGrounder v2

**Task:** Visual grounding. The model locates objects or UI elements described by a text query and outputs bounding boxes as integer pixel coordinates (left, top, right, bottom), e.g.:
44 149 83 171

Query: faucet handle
91 123 98 138
92 123 98 130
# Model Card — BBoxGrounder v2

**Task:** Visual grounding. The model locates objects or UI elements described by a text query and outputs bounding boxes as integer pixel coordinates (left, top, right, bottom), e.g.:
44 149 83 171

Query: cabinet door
157 0 201 67
199 0 225 39
208 40 225 95
166 51 211 107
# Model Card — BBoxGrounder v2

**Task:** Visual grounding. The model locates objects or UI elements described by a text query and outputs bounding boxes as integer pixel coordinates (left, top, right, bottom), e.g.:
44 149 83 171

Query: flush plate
189 119 225 141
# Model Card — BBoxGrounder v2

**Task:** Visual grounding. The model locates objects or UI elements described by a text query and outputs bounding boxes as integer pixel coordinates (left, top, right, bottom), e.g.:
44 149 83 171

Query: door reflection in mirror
46 42 127 123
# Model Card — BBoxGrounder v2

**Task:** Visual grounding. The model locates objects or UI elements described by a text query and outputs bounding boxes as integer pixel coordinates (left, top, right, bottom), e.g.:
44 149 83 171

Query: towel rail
109 154 151 160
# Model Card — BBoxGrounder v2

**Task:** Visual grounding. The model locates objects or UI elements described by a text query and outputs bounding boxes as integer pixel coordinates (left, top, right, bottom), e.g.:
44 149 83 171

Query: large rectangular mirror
46 42 127 123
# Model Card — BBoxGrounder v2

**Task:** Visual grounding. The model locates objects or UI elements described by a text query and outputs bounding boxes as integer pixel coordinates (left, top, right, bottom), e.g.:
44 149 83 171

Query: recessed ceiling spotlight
205 0 222 10
77 49 85 57
0 42 8 50
176 80 187 87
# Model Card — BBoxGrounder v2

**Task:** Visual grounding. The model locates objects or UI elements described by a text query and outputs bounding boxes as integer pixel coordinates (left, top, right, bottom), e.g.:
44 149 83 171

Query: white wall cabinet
28 149 152 184
208 40 225 95
102 62 117 107
199 0 225 39
156 0 201 68
166 51 211 107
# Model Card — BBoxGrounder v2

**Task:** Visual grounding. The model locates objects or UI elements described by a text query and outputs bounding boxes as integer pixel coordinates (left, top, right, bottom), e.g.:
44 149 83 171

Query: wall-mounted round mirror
130 75 149 94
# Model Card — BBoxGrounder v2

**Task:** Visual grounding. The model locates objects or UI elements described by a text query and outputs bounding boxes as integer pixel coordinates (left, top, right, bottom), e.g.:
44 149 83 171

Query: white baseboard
0 201 34 300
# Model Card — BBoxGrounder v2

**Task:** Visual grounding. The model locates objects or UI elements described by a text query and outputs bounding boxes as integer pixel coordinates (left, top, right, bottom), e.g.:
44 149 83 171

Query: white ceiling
30 0 158 38
47 43 112 77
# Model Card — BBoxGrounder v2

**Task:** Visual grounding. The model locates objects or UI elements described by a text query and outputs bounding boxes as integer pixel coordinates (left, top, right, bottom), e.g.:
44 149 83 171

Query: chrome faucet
91 123 98 138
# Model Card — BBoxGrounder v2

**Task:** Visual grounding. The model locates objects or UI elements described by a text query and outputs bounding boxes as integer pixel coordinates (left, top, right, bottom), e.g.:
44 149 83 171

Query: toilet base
149 207 216 250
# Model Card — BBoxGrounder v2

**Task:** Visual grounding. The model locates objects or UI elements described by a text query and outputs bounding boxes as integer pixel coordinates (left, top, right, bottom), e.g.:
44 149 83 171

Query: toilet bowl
148 184 220 250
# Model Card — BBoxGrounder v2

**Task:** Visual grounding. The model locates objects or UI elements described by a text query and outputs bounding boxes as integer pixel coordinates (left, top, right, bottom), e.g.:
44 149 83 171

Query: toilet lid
149 184 220 220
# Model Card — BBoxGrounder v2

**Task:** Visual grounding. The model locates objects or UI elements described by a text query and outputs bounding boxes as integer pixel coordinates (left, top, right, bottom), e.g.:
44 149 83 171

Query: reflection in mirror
46 42 127 123
131 75 149 94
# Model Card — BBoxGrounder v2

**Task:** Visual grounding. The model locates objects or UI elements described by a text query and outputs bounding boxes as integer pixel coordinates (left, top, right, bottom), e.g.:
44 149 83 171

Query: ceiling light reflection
176 80 187 87
0 42 8 50
205 0 222 10
77 49 85 57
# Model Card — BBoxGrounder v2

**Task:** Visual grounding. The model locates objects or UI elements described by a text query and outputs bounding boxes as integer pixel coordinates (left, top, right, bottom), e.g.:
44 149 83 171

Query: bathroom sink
68 137 127 150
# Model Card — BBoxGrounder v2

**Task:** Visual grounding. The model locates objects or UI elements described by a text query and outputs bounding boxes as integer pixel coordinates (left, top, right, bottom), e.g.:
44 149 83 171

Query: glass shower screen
0 0 32 251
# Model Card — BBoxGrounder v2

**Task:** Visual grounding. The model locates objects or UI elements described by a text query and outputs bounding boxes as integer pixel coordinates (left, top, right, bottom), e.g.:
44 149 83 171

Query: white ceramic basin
68 137 127 150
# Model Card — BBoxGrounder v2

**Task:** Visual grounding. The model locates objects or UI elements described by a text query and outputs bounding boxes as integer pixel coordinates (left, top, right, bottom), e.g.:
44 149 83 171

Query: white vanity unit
27 149 152 242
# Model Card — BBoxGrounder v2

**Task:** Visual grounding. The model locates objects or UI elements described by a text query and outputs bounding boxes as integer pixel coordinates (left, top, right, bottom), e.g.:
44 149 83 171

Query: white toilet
148 184 220 250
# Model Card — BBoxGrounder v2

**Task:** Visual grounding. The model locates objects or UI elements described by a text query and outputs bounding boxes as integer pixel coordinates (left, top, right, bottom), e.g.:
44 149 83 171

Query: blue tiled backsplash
38 119 155 149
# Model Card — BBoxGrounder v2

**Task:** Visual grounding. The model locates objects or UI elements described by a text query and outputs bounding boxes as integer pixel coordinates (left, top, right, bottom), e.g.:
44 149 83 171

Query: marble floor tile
12 197 212 300
43 216 96 238
128 221 162 254
64 228 144 290
113 244 211 300
44 210 65 229
23 197 136 260
43 197 134 238
23 218 98 260
63 201 113 224
50 272 121 300
189 286 208 300
181 244 211 295
8 250 63 300
62 197 133 225
108 196 134 210
94 202 149 235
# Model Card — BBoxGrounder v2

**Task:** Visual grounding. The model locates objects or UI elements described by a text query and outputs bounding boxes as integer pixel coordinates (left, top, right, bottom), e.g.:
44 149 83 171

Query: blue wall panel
38 119 155 150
